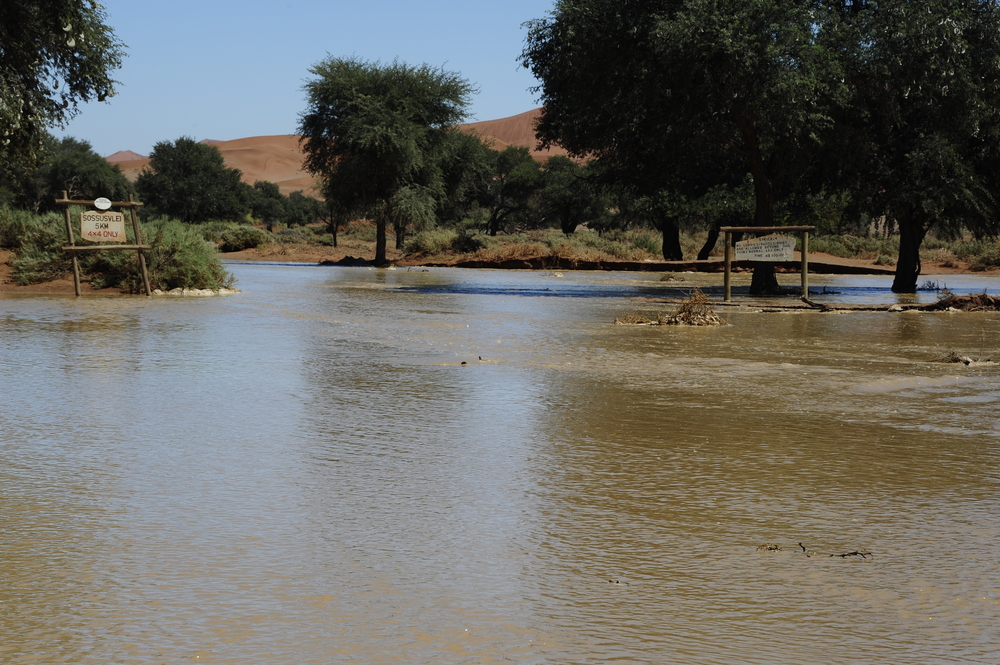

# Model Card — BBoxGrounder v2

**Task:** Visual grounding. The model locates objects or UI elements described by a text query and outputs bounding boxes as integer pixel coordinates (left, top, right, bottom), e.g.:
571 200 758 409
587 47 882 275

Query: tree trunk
697 225 720 261
394 222 405 250
749 262 781 294
732 105 780 294
892 218 927 293
660 216 683 261
375 218 388 266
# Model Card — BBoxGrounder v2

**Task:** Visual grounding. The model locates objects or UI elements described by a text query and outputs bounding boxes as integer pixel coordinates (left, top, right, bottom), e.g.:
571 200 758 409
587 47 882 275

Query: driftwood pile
926 292 1000 311
616 289 726 326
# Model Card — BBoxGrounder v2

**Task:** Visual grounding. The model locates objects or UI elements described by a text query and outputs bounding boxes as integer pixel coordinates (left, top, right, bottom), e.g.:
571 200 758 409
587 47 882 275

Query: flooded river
2 265 999 664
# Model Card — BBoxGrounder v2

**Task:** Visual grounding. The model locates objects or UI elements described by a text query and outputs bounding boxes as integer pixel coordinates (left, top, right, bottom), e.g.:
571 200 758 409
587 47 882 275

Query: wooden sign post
721 226 815 301
56 192 153 296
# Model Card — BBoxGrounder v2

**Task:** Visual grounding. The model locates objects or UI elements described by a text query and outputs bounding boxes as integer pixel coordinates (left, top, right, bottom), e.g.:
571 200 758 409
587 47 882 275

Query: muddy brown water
2 265 999 664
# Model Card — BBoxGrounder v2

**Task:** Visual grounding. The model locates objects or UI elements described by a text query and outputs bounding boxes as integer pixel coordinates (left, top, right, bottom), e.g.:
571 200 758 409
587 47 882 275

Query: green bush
0 208 65 250
404 228 459 255
343 220 378 242
7 211 73 284
7 211 234 291
219 225 271 252
966 242 1000 271
273 226 313 244
452 230 488 254
199 220 241 244
624 229 662 256
85 219 234 291
404 228 488 255
806 234 899 258
11 242 72 284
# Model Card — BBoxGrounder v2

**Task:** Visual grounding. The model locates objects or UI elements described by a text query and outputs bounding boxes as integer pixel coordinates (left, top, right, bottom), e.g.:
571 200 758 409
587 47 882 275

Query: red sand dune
106 149 147 163
105 109 563 196
460 108 569 160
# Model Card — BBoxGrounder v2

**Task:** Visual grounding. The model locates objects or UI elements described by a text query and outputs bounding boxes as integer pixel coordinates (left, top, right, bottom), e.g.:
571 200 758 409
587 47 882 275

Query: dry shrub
661 289 726 326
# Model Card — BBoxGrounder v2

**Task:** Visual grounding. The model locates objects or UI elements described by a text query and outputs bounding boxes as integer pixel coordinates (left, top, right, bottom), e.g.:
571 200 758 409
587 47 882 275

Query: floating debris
934 351 995 365
614 313 659 325
661 289 726 326
756 542 782 551
608 579 630 586
616 290 726 326
831 551 873 559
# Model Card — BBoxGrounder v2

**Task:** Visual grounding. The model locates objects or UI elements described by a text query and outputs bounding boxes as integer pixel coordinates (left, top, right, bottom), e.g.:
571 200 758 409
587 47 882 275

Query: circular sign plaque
94 197 112 211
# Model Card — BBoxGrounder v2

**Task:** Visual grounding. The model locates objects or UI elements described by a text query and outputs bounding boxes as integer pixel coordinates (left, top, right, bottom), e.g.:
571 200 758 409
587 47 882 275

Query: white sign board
735 234 795 262
81 211 127 243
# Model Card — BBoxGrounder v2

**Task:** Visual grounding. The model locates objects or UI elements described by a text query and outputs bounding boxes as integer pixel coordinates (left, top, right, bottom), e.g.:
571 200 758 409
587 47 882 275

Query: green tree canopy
823 0 1000 291
285 190 324 228
523 0 1000 292
477 146 543 236
537 156 609 236
22 136 133 211
135 137 252 223
522 0 842 292
0 1 125 174
250 180 285 231
298 57 475 264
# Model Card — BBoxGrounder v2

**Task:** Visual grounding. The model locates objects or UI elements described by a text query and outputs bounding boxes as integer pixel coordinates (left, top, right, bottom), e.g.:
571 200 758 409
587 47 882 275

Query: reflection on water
1 265 999 664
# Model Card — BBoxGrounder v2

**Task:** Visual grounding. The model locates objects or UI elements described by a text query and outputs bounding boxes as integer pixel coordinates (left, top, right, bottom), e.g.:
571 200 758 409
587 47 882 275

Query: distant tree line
521 0 1000 292
0 135 325 230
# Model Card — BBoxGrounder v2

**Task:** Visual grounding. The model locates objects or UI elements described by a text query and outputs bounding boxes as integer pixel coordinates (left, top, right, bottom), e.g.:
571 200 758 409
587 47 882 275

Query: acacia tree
298 57 475 265
522 0 843 293
136 137 252 223
0 1 125 174
537 156 610 236
477 146 542 236
251 180 285 231
824 0 1000 292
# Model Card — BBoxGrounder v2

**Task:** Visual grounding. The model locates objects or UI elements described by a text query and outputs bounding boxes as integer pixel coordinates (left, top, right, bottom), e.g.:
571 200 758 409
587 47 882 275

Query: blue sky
57 0 553 157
